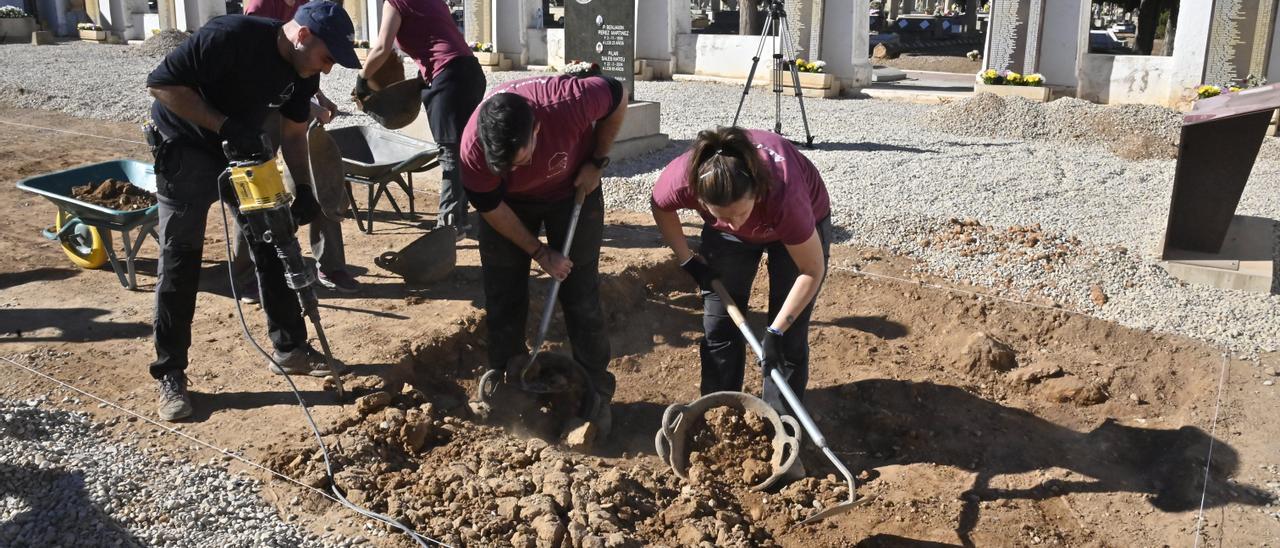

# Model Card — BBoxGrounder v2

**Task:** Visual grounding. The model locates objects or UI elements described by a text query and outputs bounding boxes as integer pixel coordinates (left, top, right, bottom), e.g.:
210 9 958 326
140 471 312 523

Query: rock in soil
70 178 155 211
956 332 1018 373
687 406 774 488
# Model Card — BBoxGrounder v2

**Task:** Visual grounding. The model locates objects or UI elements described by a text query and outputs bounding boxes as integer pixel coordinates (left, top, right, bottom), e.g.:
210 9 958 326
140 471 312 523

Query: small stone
563 418 598 450
1089 284 1108 307
531 514 566 546
1265 380 1275 387
1265 367 1278 377
355 392 392 415
741 458 770 486
1006 364 1063 385
956 332 1018 373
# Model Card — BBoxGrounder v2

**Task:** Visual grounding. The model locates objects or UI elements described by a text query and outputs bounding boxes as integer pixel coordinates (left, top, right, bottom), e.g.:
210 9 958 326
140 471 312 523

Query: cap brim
322 35 361 69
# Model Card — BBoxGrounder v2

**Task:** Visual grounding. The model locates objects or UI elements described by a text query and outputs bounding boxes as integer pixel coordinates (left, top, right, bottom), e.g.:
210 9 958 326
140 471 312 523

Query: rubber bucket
655 391 804 491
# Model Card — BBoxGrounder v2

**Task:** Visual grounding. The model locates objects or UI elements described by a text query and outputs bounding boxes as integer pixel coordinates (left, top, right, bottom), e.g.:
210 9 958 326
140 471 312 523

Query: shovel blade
798 495 874 525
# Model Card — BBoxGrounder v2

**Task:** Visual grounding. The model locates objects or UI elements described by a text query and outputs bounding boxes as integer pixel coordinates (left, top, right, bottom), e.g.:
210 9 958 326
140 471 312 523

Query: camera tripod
730 0 815 148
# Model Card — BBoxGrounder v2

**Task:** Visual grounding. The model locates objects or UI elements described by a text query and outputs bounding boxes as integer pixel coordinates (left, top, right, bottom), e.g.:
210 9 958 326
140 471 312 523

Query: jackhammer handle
709 279 829 449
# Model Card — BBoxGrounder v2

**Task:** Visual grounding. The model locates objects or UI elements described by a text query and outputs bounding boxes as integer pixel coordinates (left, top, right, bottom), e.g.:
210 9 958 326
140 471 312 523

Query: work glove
680 255 719 292
219 117 268 160
352 76 373 103
762 326 786 374
291 184 320 226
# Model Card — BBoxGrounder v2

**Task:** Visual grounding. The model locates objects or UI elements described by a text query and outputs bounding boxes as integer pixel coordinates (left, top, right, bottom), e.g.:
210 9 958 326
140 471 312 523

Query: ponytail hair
685 126 771 207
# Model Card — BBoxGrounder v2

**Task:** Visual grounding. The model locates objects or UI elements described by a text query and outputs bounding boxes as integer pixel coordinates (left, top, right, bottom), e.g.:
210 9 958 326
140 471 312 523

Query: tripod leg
778 11 816 147
732 8 776 128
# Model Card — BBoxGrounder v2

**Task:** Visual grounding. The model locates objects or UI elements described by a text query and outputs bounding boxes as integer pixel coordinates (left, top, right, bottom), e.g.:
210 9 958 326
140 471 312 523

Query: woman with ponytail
651 127 831 407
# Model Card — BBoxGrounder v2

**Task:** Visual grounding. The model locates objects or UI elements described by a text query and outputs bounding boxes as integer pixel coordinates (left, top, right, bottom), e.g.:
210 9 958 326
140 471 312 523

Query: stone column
464 0 484 42
821 0 872 92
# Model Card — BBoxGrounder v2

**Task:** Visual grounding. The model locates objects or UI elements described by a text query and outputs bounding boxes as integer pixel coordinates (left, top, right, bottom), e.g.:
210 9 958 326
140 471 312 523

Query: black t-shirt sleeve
146 28 235 89
280 75 319 123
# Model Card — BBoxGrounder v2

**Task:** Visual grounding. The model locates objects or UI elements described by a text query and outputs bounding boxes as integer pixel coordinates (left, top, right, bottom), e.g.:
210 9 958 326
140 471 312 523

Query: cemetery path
0 108 1277 546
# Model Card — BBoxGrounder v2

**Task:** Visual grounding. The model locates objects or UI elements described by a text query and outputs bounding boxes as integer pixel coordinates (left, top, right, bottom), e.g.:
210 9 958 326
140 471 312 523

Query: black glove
762 327 786 373
680 255 719 292
219 117 267 159
353 76 373 103
291 184 320 226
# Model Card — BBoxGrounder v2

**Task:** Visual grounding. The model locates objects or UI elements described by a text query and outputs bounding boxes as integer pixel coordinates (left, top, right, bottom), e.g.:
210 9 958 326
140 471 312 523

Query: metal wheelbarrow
16 160 160 290
327 125 441 234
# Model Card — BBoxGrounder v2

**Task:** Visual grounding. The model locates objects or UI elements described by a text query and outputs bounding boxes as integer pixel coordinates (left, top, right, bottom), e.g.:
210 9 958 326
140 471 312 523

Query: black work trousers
149 140 306 380
477 188 615 399
698 216 832 408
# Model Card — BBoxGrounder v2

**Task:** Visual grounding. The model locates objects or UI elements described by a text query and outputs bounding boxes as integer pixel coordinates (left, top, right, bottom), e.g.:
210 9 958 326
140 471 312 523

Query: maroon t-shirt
461 75 617 205
387 0 471 82
651 129 831 246
243 0 306 22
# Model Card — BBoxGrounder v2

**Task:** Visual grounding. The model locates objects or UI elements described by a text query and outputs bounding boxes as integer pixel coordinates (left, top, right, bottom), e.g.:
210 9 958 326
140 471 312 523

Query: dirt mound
134 30 189 57
268 387 833 546
71 178 155 211
927 93 1182 160
687 406 774 486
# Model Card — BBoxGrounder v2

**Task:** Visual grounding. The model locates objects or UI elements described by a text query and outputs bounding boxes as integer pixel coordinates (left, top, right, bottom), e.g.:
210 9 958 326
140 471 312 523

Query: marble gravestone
982 0 1046 74
565 0 635 100
1204 0 1278 86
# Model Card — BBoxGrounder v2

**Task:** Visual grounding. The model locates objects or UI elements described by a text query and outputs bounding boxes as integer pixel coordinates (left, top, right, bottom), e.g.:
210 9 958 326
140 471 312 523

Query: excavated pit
263 249 1270 547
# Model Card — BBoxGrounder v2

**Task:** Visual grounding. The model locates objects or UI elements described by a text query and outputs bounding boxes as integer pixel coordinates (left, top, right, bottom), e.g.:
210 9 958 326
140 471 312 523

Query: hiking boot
269 344 347 377
588 391 612 439
156 374 192 421
238 279 260 305
317 269 360 293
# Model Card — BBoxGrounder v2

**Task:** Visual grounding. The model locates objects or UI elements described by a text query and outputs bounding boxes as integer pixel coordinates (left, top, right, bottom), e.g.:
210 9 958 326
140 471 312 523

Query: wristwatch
589 155 611 170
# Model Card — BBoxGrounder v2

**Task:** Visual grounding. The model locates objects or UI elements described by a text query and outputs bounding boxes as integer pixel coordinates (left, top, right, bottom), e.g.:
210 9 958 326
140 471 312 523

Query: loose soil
687 406 774 487
71 177 156 211
1 108 1278 547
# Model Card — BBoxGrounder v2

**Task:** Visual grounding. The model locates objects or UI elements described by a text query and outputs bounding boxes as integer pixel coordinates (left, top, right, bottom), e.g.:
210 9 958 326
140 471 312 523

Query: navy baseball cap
294 1 361 69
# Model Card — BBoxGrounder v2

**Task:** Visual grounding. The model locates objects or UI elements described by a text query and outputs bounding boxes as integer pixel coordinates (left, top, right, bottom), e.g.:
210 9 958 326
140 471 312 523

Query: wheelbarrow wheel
54 211 107 269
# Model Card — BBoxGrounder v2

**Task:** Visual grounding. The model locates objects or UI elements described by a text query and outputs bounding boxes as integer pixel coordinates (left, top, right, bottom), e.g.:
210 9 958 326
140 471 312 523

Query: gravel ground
0 395 329 547
1 40 1277 356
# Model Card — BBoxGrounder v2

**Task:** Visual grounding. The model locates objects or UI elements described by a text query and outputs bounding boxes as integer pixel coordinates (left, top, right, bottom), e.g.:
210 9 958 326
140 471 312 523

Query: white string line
0 118 148 146
1192 354 1231 548
0 355 346 510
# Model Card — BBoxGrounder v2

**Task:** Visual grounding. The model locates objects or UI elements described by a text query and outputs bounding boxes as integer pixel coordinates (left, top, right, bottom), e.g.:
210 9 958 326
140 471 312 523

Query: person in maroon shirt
460 74 627 434
355 0 485 237
651 126 832 409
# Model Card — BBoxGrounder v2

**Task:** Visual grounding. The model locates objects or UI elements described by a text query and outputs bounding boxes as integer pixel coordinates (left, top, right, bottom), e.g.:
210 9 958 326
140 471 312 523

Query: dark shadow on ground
856 535 963 547
0 267 80 289
187 389 345 422
801 379 1275 547
814 315 909 340
0 308 151 342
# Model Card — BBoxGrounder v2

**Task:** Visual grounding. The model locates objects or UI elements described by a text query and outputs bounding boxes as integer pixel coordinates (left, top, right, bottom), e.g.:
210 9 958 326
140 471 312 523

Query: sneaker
317 270 360 294
269 344 347 377
238 279 260 305
156 374 192 421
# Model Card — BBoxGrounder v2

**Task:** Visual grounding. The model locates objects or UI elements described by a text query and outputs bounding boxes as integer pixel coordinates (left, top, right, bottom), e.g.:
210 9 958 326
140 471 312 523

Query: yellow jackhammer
219 143 346 399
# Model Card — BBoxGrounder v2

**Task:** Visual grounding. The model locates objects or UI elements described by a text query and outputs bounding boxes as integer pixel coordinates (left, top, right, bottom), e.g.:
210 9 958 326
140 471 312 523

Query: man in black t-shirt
144 1 360 421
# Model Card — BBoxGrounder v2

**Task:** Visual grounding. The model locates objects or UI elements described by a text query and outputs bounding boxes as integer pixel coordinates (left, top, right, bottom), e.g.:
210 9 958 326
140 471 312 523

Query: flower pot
78 28 107 41
473 51 499 66
790 71 834 90
974 82 1050 102
0 17 36 43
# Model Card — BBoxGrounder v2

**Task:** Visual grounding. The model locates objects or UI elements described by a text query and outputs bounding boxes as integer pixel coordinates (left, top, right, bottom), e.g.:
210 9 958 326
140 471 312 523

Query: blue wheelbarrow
16 160 160 290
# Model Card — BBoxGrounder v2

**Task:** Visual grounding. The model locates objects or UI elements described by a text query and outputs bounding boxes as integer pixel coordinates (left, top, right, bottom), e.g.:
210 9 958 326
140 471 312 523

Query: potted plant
0 6 36 44
470 41 500 66
973 69 1050 101
790 58 834 90
352 39 370 61
78 22 108 41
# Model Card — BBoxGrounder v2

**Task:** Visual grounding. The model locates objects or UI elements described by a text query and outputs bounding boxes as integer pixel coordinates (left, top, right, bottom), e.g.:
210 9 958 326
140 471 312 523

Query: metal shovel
519 185 591 394
711 279 869 524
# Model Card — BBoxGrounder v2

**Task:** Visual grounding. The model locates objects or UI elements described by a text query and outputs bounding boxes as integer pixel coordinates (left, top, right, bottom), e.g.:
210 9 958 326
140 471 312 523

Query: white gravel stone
0 399 330 547
0 41 1277 355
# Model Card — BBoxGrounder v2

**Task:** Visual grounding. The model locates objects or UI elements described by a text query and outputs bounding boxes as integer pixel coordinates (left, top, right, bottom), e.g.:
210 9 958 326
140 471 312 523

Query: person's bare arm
480 203 573 280
360 2 402 89
278 117 312 189
770 230 825 333
651 205 694 263
149 85 227 133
